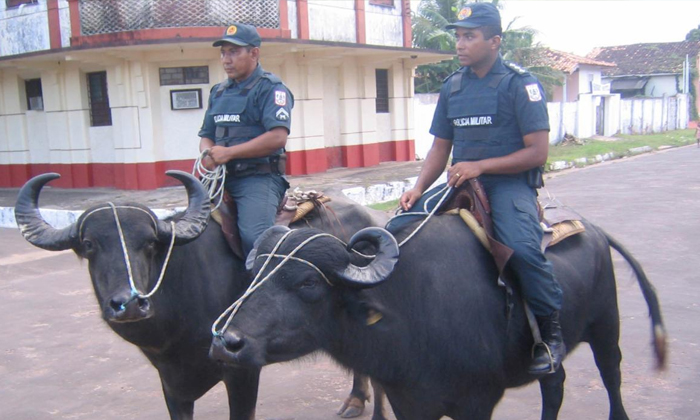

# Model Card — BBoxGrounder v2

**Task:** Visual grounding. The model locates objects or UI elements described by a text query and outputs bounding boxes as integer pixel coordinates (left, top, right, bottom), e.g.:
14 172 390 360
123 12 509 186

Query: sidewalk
0 160 429 228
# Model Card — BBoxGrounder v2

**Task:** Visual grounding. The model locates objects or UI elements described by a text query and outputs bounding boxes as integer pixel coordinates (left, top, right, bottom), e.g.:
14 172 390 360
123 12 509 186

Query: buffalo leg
589 331 629 420
223 367 260 420
337 372 370 418
539 365 566 420
369 377 388 420
161 384 194 420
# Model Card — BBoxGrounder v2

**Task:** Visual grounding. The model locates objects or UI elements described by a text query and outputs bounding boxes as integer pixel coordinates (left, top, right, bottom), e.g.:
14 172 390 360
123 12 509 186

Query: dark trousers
388 175 562 316
225 174 288 256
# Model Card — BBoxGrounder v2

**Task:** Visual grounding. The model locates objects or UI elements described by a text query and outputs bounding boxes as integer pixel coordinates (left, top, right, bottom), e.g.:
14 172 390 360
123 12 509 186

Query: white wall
308 0 356 43
0 0 50 56
414 91 688 147
644 75 678 97
365 0 403 47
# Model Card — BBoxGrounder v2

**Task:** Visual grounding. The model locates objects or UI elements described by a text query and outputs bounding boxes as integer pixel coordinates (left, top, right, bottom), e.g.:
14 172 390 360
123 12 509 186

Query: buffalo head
15 171 210 323
209 225 399 367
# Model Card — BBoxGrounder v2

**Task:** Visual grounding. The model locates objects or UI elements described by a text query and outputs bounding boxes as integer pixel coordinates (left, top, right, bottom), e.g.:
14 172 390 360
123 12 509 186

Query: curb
0 174 446 230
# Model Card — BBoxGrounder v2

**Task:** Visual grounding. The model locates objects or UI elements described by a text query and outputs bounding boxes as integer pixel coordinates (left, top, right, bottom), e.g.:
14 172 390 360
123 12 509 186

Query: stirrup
531 342 555 374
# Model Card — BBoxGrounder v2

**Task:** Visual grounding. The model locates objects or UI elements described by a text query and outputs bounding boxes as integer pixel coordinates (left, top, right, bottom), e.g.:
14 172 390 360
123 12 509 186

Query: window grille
375 69 390 113
369 0 394 7
78 0 280 36
25 79 44 111
87 72 112 127
6 0 38 8
159 66 209 86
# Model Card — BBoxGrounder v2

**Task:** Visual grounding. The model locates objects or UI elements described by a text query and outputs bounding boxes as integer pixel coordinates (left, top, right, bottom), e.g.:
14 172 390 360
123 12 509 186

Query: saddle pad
546 219 585 247
450 208 585 252
290 196 331 223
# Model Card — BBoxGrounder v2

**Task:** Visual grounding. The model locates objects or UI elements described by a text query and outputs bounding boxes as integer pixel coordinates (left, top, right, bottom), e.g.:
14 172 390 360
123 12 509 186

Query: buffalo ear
341 291 385 326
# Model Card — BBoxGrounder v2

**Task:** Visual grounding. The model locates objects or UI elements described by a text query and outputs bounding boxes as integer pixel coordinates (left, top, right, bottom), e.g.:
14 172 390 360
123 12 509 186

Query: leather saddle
438 179 584 275
210 189 334 260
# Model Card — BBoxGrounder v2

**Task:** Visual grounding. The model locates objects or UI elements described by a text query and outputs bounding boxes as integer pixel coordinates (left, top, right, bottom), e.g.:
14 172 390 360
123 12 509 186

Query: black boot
528 311 566 375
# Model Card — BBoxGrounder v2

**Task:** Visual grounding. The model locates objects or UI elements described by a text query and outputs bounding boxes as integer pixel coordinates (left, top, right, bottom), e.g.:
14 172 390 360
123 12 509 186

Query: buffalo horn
14 173 78 251
336 227 399 289
156 170 210 245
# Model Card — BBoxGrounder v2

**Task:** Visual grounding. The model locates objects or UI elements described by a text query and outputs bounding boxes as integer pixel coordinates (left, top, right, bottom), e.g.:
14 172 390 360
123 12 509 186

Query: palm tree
412 0 562 95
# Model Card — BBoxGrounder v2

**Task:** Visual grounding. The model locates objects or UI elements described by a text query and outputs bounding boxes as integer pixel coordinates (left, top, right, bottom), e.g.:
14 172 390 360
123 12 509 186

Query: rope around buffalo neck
193 149 226 211
107 202 176 306
211 230 342 336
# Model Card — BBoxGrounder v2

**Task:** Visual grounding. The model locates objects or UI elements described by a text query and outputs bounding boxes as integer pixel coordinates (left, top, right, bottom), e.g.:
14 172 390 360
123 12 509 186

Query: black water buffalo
15 171 387 420
210 214 667 420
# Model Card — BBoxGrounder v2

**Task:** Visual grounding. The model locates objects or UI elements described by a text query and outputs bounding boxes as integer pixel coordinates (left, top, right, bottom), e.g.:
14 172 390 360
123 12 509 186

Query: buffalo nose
109 296 128 312
223 331 245 352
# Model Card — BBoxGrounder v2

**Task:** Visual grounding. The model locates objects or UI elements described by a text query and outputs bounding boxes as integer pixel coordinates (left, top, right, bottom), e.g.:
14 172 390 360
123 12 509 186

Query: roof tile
587 41 700 76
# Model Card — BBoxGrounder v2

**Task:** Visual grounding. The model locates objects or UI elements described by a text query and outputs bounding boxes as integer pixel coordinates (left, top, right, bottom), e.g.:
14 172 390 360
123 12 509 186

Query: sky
412 1 700 57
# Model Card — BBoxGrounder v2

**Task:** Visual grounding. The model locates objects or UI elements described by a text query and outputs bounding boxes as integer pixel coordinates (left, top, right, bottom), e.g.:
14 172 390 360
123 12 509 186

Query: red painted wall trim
297 0 310 40
67 0 81 40
47 0 62 50
70 27 291 49
1 141 414 189
279 0 289 33
401 0 412 48
355 0 366 44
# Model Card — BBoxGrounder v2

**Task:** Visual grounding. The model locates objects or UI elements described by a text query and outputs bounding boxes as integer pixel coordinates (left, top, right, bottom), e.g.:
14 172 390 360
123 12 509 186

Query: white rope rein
387 184 453 247
104 203 177 305
193 149 226 211
212 230 344 336
211 185 454 336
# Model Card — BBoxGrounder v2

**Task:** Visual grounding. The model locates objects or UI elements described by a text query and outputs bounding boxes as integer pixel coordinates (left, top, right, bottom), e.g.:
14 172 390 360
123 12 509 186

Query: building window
370 0 394 7
159 66 209 86
25 79 43 111
87 71 112 127
6 0 38 8
375 69 389 113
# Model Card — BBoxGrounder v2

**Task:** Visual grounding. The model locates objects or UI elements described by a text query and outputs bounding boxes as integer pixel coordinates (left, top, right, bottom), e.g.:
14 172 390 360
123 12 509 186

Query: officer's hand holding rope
193 148 226 211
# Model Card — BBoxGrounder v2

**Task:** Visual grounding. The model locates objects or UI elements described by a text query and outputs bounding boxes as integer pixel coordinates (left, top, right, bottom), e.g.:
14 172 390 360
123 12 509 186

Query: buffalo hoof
337 395 365 418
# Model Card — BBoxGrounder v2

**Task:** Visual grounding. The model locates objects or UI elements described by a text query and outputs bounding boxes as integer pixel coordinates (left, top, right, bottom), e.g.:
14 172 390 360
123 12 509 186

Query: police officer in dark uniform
199 23 294 256
398 3 565 374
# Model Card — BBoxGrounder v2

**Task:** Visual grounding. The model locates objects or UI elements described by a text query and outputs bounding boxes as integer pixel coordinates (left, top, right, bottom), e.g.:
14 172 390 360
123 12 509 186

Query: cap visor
445 21 482 30
212 38 249 47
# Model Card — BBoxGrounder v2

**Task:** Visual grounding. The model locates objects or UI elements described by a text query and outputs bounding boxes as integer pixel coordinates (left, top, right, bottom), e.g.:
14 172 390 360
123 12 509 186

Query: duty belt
229 154 287 177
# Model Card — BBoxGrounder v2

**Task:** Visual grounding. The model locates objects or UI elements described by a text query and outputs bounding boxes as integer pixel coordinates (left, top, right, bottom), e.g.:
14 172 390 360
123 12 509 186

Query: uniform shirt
430 56 549 163
198 64 294 155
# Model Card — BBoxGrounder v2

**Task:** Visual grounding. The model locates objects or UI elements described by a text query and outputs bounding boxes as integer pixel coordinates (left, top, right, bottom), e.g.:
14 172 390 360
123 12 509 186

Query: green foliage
686 24 700 41
546 130 696 169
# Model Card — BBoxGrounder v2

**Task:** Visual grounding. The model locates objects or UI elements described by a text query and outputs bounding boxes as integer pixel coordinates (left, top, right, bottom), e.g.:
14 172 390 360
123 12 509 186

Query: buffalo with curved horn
15 171 388 420
210 214 667 420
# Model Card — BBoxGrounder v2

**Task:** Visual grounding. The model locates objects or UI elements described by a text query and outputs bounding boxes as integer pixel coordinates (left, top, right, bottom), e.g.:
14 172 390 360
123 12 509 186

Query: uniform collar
229 64 264 88
464 55 507 78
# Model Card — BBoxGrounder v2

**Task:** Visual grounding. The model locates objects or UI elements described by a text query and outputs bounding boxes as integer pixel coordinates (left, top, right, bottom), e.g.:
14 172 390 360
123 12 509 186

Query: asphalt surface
1 146 699 419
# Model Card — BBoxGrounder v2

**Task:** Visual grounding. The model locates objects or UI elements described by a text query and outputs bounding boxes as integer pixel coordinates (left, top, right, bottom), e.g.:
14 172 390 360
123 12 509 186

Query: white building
0 0 448 189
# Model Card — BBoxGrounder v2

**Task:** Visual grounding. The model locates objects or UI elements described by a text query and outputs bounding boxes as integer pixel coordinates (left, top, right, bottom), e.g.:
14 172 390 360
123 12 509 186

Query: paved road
1 146 698 419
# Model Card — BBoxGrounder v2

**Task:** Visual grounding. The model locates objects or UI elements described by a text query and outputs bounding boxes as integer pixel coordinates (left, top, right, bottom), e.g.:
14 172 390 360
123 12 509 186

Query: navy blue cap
445 3 501 30
213 23 261 48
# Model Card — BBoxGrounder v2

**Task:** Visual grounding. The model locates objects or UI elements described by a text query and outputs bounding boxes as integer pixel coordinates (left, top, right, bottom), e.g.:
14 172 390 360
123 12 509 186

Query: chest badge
525 84 543 102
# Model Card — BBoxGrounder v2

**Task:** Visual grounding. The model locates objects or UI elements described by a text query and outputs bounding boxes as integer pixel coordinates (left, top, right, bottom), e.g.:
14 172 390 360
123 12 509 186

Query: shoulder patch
274 90 287 106
504 61 529 75
525 83 543 102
